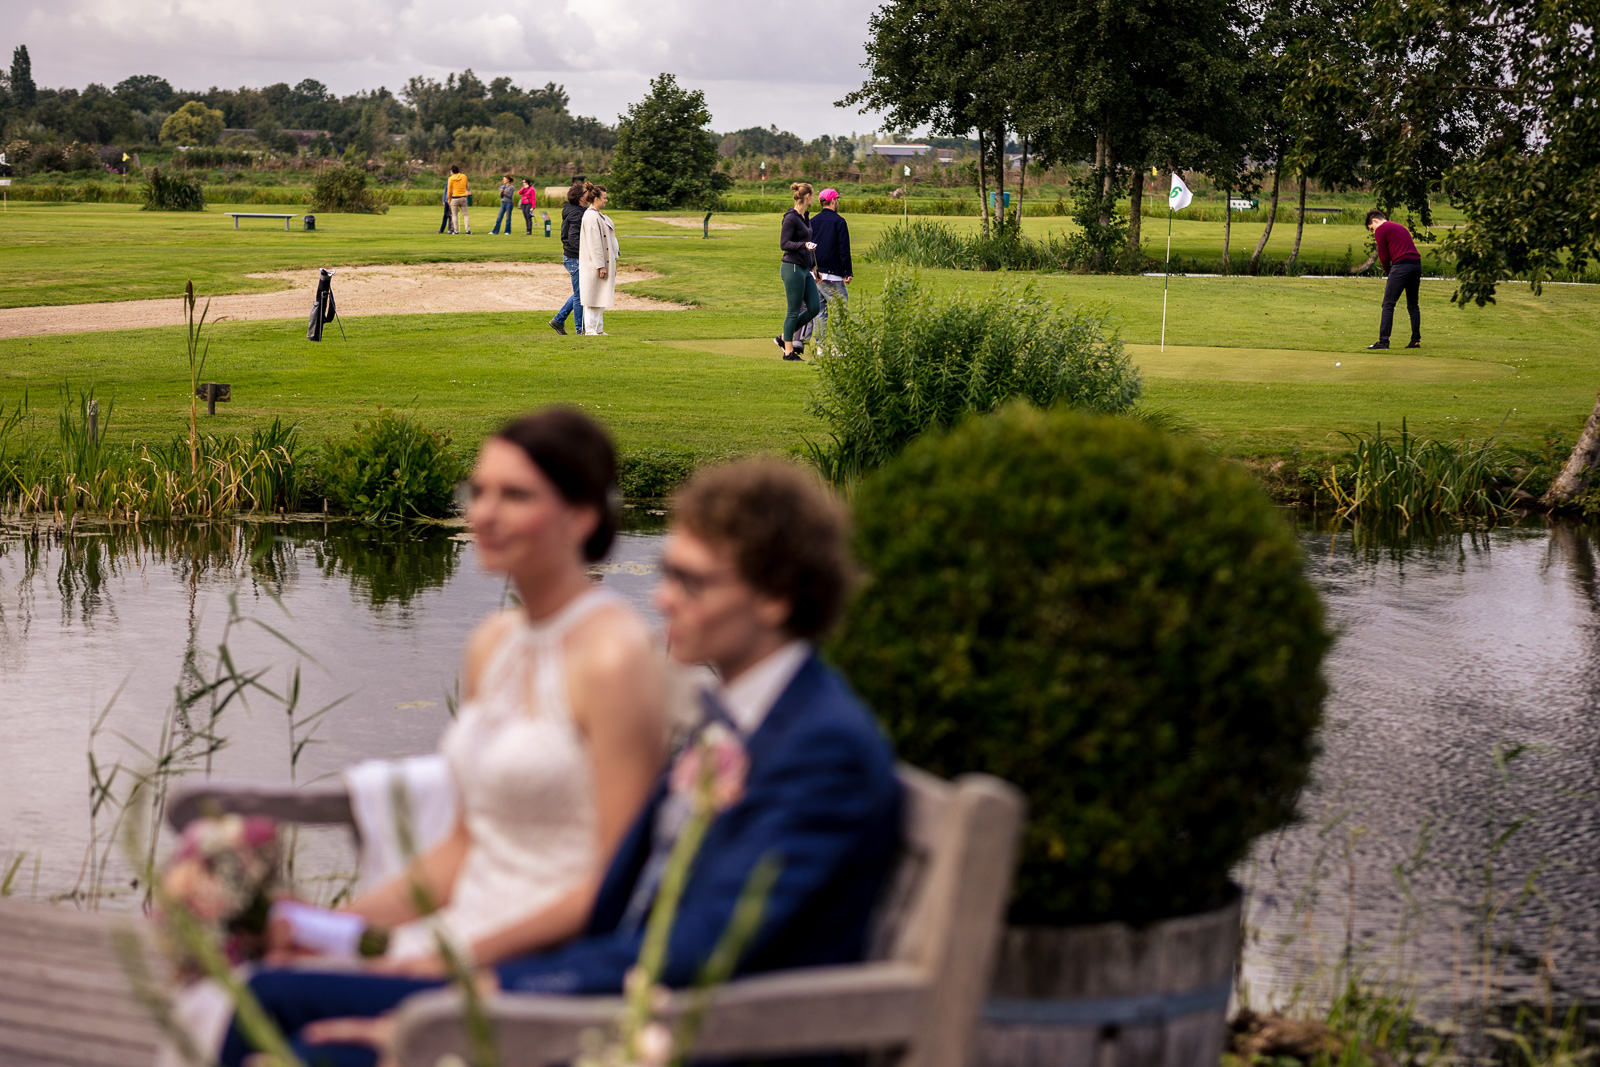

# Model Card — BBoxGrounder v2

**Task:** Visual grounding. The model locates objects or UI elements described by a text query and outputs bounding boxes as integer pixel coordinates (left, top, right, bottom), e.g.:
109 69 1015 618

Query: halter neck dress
386 587 620 960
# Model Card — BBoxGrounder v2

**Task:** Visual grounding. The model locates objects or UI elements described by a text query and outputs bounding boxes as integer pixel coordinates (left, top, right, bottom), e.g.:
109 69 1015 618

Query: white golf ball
1335 361 1342 366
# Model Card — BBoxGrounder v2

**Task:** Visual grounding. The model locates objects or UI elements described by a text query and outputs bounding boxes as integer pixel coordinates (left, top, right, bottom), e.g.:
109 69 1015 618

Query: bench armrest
165 780 354 832
394 962 929 1067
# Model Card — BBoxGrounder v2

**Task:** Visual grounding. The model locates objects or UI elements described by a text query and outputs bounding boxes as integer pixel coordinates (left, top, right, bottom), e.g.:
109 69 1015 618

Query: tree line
845 0 1599 285
0 46 616 160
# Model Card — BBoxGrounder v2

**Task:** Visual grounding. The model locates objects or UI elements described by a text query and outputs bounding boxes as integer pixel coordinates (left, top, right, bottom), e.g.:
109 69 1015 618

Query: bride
282 407 666 974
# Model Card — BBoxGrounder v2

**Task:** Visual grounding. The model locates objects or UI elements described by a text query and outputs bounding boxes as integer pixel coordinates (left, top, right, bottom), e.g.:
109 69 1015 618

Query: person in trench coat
577 183 619 336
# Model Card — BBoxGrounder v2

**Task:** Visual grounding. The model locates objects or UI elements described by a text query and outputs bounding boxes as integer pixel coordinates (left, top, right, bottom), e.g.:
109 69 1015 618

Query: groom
224 461 902 1066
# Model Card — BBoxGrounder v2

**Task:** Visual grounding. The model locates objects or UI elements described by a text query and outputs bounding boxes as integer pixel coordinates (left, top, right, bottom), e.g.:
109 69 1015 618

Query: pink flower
670 723 748 813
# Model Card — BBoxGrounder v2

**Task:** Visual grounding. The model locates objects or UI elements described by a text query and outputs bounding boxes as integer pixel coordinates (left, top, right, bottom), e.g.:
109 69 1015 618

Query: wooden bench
0 766 1023 1067
223 212 302 230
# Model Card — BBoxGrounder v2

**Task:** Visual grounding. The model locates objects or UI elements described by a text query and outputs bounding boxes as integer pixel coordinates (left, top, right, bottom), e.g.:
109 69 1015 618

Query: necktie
620 690 741 931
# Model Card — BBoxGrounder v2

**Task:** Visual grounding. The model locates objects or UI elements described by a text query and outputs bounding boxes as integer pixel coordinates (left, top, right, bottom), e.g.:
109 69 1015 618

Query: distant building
936 150 956 165
869 143 931 158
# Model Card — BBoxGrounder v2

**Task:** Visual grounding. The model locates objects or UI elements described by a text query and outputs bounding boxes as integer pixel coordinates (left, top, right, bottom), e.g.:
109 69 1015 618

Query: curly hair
671 461 855 639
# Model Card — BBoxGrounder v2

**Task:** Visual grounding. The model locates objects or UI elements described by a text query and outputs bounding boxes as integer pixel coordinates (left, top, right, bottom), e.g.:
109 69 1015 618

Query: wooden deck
0 897 168 1066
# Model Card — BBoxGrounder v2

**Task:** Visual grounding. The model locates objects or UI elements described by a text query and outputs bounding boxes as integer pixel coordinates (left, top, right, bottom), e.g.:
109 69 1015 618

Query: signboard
1228 198 1256 211
0 180 11 186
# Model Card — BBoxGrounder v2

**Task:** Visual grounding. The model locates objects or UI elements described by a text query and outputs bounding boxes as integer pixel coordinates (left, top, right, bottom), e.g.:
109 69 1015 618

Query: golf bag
307 268 338 341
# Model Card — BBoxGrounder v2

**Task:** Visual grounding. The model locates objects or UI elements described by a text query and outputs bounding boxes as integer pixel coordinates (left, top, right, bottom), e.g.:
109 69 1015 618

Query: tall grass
1321 419 1525 521
0 387 304 520
805 270 1141 482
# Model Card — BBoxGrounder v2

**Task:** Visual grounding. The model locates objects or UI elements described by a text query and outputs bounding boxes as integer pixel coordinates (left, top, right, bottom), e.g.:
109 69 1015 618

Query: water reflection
1242 516 1600 1014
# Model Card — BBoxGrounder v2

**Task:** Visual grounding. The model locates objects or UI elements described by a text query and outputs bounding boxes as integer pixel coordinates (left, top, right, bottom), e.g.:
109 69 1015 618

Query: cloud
2 0 892 136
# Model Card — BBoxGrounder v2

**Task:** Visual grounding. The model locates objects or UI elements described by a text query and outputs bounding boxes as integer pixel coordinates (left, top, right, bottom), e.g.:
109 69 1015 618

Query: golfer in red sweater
1366 209 1422 350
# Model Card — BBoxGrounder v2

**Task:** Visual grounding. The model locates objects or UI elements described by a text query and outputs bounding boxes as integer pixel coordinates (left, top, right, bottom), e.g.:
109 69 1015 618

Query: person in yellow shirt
447 165 471 235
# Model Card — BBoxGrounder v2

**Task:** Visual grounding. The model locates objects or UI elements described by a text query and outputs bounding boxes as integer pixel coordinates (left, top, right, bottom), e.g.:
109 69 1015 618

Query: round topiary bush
831 404 1330 926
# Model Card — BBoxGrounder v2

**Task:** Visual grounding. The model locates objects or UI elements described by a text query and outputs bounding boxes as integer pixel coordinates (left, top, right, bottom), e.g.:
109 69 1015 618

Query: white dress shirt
717 640 812 737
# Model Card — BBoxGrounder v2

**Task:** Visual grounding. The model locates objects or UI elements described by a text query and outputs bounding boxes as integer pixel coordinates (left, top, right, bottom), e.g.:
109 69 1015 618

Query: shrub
616 448 701 499
806 270 1141 479
830 405 1330 926
141 167 204 211
309 165 389 214
321 409 464 521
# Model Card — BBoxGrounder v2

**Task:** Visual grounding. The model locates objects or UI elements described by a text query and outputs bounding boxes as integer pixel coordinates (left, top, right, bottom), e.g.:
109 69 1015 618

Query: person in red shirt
1365 209 1422 350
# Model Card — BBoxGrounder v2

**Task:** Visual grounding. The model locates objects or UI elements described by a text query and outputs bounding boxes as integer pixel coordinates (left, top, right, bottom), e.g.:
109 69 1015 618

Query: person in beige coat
577 183 619 336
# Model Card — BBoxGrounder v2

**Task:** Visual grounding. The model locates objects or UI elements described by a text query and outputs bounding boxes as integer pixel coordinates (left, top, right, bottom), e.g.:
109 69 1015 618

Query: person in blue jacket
808 188 853 336
219 461 903 1067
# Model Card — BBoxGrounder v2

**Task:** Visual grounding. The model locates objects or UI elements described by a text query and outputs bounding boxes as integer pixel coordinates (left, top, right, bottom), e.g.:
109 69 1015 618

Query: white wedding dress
386 586 618 960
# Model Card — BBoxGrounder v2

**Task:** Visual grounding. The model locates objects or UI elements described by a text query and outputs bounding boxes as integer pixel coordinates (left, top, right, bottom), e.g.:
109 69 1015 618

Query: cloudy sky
1 0 898 138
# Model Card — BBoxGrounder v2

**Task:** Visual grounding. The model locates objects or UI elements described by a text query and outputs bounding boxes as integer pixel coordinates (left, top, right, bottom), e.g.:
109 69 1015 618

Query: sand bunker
0 262 686 338
648 216 750 230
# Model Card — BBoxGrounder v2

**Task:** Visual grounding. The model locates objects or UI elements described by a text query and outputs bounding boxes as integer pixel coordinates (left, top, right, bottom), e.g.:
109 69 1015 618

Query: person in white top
275 408 667 976
577 181 620 336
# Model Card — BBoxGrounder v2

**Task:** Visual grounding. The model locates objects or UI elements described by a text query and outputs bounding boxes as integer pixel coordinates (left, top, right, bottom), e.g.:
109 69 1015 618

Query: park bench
223 212 303 230
0 765 1023 1067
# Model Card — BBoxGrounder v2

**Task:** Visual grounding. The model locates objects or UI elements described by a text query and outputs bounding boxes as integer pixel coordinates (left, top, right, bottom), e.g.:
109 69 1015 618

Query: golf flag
1168 173 1193 211
904 165 911 176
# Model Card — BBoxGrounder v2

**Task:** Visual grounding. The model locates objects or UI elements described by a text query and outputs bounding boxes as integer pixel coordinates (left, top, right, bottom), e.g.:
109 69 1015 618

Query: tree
609 73 720 210
1386 0 1600 505
843 0 1024 238
10 45 36 110
1022 0 1252 262
159 100 225 146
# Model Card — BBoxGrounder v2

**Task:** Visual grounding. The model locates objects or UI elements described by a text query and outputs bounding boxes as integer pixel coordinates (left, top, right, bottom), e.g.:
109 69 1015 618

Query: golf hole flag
1169 173 1193 211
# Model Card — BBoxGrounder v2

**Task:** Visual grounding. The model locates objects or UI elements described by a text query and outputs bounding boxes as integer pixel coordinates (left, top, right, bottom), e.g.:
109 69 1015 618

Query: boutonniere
669 722 749 813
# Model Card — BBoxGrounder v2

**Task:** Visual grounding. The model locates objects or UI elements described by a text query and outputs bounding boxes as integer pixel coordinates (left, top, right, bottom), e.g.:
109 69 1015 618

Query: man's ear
751 593 793 633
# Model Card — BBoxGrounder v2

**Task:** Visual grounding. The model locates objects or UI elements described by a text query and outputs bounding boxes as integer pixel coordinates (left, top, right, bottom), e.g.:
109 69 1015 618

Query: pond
0 513 1596 1014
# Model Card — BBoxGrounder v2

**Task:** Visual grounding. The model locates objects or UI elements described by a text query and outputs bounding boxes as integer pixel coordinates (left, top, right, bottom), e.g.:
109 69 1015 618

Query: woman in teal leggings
775 182 820 361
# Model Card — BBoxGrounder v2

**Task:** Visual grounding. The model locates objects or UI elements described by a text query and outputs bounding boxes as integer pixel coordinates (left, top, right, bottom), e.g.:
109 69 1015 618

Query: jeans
492 200 515 234
1380 259 1422 343
438 202 453 234
554 256 584 331
781 262 821 342
816 277 848 335
522 204 534 234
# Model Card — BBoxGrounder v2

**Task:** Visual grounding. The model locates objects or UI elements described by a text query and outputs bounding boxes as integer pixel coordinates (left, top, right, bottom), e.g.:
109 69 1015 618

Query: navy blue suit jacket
497 653 901 994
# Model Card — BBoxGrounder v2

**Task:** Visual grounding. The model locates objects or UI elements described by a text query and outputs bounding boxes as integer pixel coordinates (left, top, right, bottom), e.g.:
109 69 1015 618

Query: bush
830 405 1330 926
309 165 389 214
806 270 1141 479
616 448 701 499
141 167 205 211
871 219 1101 272
322 409 464 521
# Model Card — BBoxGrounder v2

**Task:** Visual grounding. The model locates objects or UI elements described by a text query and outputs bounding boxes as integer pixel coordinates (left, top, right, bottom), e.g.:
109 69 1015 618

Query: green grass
0 202 1596 463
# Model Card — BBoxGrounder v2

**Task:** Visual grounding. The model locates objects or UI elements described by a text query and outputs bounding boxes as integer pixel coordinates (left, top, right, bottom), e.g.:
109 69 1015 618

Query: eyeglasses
659 558 740 599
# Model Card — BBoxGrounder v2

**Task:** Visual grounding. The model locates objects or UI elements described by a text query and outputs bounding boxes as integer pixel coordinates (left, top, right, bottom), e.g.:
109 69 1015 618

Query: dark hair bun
494 408 619 562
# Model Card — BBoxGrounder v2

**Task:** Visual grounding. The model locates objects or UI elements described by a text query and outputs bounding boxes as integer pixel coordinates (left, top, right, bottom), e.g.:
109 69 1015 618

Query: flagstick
1161 206 1173 351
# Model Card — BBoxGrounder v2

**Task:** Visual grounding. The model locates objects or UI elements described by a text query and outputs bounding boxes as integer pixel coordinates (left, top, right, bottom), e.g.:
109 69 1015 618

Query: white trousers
584 307 605 335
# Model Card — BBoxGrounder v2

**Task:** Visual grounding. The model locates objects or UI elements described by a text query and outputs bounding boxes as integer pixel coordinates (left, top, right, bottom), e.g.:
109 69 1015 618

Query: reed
1321 419 1525 521
0 389 305 520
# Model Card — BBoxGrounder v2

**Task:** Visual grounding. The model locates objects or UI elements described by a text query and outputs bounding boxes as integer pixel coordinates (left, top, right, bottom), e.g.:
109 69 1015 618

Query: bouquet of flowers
160 814 282 973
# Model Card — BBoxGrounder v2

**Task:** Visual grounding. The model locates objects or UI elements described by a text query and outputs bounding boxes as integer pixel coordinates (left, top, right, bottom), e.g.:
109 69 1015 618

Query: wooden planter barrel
975 889 1241 1067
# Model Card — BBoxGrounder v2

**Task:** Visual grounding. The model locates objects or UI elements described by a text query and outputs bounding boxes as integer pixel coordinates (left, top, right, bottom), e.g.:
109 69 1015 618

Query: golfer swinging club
1365 209 1422 350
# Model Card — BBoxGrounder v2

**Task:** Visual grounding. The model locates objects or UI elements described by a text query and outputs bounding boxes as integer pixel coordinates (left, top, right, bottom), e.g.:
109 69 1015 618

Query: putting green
1128 345 1514 383
655 339 1516 385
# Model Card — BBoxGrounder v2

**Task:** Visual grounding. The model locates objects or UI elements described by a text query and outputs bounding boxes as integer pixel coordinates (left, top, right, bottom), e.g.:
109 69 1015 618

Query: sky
0 0 898 139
